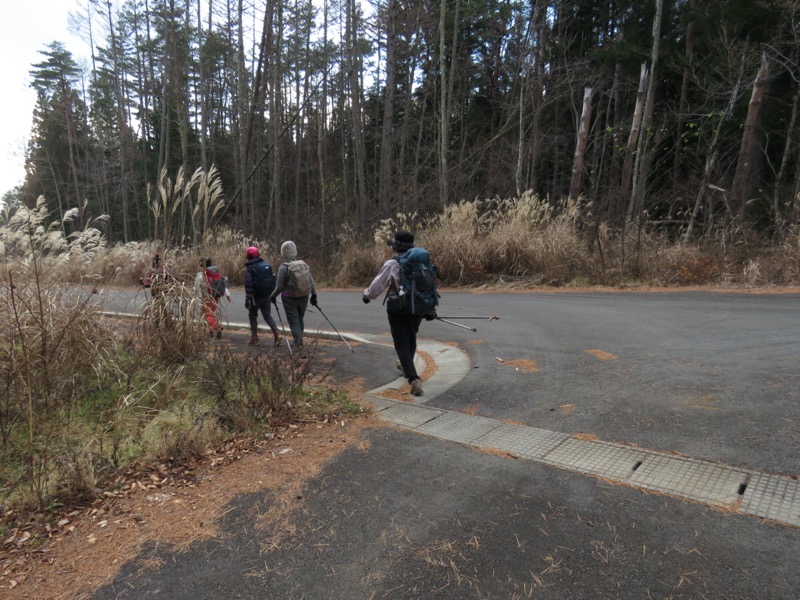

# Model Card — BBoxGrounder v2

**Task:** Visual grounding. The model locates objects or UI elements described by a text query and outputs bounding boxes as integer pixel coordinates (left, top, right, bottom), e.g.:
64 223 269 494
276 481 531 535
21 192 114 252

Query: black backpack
249 260 276 297
386 247 439 316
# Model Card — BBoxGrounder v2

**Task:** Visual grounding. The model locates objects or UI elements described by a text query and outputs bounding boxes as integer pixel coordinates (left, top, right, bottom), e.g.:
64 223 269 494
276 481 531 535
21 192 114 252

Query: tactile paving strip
472 423 567 460
415 412 499 444
542 438 646 480
740 473 800 526
363 395 396 412
629 455 748 505
379 403 443 428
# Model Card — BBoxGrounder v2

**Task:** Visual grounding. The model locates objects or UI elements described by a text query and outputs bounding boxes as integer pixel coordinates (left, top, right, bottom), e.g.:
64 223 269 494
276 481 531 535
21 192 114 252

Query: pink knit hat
245 246 259 258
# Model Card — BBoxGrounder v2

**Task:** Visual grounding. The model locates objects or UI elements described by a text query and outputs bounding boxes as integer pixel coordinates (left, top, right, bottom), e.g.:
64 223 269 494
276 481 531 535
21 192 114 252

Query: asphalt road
93 287 800 599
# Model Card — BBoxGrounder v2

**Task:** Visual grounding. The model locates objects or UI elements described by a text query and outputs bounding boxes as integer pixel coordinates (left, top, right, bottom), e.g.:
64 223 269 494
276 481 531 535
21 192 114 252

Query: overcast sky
0 0 87 198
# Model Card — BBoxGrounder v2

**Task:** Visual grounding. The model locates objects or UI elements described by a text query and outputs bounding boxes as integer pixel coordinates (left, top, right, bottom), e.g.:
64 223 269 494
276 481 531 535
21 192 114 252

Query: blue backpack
386 247 439 316
249 260 276 297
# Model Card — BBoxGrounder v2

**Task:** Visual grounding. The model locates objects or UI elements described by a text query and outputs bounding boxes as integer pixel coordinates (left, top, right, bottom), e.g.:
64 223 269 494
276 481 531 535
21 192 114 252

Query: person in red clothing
194 258 231 338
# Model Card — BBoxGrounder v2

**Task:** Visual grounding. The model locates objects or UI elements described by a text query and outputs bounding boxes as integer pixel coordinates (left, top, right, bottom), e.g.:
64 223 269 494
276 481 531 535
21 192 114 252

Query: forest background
4 0 800 287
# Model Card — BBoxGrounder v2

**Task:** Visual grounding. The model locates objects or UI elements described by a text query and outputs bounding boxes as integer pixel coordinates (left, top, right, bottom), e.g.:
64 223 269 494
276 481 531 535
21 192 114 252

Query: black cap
388 230 415 252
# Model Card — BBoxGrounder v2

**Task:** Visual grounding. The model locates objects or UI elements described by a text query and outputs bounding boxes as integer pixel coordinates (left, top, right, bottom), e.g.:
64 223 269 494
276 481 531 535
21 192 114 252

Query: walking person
362 230 438 396
271 241 317 353
244 246 282 346
194 258 231 338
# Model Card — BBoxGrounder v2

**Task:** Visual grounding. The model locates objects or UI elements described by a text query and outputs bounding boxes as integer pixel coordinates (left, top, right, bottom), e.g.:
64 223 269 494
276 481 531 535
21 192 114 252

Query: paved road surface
92 287 800 599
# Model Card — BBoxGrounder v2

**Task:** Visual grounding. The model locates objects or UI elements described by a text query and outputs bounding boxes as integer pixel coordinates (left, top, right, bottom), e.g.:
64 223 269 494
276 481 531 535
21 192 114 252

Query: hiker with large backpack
362 230 438 397
270 241 317 353
244 246 282 346
194 258 231 338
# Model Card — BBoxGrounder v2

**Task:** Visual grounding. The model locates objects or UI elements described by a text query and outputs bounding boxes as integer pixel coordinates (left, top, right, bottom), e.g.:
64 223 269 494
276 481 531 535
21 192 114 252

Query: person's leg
248 301 260 336
282 297 303 346
256 297 279 334
388 311 419 383
295 295 309 342
203 297 220 332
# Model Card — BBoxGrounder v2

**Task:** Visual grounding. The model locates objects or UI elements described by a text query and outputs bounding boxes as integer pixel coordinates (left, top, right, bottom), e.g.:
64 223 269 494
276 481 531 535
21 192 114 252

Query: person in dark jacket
244 246 281 346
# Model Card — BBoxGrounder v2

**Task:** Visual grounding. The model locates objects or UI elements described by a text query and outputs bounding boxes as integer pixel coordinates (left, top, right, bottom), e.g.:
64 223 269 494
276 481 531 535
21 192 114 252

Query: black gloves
362 295 370 304
245 295 253 310
310 294 318 307
425 312 437 321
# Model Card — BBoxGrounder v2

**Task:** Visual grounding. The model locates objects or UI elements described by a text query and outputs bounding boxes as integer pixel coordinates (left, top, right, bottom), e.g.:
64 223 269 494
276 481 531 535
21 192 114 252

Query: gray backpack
285 260 312 297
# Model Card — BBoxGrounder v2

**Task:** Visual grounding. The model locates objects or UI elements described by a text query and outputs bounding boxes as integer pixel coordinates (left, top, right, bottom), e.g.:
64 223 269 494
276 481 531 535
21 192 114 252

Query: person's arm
271 264 287 301
363 259 398 301
309 272 318 306
244 266 253 296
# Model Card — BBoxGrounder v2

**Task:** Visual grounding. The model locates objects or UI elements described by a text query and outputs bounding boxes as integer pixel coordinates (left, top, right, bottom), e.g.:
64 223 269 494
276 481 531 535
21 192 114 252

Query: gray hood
280 241 297 261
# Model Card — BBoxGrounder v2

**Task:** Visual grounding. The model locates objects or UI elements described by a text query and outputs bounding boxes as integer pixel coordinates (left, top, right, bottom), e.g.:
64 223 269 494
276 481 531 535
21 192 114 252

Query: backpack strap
382 256 401 306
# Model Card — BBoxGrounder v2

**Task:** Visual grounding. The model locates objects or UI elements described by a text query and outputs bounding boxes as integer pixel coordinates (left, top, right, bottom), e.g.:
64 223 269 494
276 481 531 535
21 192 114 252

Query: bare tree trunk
683 51 748 243
775 90 800 237
627 0 662 223
197 0 209 173
379 0 398 213
237 0 250 233
569 86 594 200
317 0 329 245
346 0 367 223
438 0 460 208
268 1 284 236
621 63 648 203
672 0 695 189
731 51 771 222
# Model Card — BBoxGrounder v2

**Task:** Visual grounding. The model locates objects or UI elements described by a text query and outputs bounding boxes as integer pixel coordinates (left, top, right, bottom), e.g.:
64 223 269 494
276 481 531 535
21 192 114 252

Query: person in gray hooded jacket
270 241 317 351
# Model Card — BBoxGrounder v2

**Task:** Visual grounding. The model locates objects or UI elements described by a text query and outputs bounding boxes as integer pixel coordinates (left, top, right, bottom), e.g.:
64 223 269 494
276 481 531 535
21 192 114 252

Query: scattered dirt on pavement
498 358 540 373
585 349 618 361
373 349 438 401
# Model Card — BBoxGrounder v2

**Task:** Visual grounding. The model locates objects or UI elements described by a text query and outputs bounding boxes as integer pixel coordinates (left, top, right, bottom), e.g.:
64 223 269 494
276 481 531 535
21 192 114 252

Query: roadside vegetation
330 193 800 288
0 201 361 534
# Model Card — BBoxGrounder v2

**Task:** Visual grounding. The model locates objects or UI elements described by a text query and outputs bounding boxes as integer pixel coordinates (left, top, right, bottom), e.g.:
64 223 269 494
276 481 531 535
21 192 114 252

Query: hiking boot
410 379 423 396
273 333 283 347
216 327 223 339
248 334 259 346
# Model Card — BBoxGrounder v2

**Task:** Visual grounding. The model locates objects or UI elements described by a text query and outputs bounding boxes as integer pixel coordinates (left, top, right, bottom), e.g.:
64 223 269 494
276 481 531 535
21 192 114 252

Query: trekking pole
433 315 500 320
273 301 293 356
434 317 477 332
314 304 354 353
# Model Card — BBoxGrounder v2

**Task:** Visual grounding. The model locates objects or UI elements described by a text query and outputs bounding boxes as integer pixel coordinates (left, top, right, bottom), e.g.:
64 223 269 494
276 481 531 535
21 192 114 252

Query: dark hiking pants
388 311 423 383
249 295 278 336
281 295 309 346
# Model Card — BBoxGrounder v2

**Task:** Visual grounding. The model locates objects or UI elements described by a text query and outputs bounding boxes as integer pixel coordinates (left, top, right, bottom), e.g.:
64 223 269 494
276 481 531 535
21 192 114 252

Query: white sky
0 0 86 198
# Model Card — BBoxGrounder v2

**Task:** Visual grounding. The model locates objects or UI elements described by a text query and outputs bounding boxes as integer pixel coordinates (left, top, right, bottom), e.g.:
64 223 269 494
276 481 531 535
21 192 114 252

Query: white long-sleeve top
363 257 401 301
